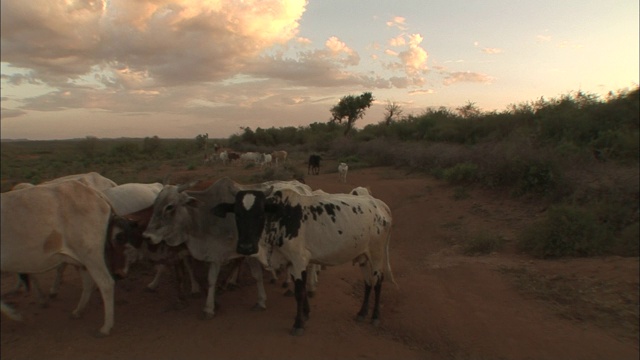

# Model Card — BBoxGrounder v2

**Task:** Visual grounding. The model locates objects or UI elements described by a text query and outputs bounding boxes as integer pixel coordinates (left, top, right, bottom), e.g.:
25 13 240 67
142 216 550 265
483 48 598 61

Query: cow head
106 215 140 279
143 182 199 246
211 186 275 255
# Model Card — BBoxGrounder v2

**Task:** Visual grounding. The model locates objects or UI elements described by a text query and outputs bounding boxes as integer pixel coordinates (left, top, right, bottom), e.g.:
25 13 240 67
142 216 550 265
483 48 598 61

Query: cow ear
211 203 235 218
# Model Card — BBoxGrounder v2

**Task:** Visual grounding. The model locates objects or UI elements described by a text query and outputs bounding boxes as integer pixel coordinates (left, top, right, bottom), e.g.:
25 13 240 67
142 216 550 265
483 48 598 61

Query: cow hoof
70 311 83 320
92 330 110 338
202 312 215 320
269 279 277 284
281 282 289 289
38 302 49 309
371 318 380 326
251 304 266 311
283 289 294 297
49 293 58 299
290 327 305 336
190 292 202 299
308 291 315 298
356 315 366 322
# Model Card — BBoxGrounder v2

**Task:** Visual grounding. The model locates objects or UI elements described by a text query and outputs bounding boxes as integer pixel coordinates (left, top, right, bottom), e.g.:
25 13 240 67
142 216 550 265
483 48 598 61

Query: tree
383 101 403 125
456 101 482 118
142 136 162 155
195 133 209 150
330 92 374 136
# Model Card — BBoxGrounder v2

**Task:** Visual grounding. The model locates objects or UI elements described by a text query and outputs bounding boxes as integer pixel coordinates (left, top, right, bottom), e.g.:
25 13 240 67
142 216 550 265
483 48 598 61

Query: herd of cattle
1 168 391 337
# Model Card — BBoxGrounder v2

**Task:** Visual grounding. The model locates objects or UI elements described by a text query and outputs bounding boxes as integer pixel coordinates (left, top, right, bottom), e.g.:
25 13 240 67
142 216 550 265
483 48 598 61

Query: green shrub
517 205 611 258
442 162 478 184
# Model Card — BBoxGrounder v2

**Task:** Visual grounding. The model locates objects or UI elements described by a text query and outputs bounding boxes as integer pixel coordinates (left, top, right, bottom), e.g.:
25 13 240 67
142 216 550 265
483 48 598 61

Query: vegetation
2 87 638 258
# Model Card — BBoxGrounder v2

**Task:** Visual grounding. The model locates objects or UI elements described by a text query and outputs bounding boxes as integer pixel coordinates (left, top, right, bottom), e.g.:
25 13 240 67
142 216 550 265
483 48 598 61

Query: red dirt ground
2 165 638 360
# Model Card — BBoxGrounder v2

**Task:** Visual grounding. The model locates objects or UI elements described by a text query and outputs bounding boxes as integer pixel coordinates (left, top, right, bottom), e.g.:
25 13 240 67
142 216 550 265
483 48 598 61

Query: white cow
42 172 118 191
214 187 395 336
219 151 229 166
143 178 314 319
261 153 273 168
338 163 349 183
9 173 119 302
240 152 262 165
1 180 126 336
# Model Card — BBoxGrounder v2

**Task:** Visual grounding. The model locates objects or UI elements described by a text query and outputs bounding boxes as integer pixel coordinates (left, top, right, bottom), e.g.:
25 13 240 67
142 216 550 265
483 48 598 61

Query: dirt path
2 166 638 360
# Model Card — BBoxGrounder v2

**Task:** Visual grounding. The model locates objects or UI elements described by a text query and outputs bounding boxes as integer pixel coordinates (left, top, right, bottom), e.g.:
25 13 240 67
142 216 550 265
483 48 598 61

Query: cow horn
162 173 172 185
263 186 274 197
177 180 200 193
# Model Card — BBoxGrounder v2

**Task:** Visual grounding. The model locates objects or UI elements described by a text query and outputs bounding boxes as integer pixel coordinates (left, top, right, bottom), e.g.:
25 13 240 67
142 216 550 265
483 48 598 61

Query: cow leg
183 257 201 295
307 264 319 298
356 263 373 322
28 275 50 308
49 263 67 298
71 267 96 319
291 270 308 336
83 263 116 337
203 262 221 319
246 257 267 311
371 273 384 326
172 261 188 310
146 263 165 292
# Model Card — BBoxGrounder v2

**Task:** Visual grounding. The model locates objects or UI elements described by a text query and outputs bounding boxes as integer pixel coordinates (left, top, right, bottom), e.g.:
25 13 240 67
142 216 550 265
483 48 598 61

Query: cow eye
165 204 175 213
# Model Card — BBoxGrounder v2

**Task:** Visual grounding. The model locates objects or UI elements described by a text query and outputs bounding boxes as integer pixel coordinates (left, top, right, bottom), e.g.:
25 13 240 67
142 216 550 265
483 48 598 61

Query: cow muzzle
236 242 258 256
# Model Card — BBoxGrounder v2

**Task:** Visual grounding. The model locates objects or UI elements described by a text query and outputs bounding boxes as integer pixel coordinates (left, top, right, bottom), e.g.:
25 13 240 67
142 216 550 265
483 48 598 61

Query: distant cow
1 180 134 336
213 185 395 336
240 152 262 165
308 155 321 175
271 150 287 167
227 152 240 164
219 151 229 166
338 163 349 183
261 153 273 168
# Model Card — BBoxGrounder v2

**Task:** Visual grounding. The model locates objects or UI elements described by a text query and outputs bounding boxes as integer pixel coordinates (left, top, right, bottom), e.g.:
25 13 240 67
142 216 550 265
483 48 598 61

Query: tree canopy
330 92 374 135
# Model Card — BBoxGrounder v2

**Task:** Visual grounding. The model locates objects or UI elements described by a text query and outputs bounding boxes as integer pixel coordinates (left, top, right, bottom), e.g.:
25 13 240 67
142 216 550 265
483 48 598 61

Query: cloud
408 89 434 95
386 16 407 30
442 71 493 85
481 48 503 54
1 0 307 88
0 107 27 119
536 34 552 43
389 35 406 47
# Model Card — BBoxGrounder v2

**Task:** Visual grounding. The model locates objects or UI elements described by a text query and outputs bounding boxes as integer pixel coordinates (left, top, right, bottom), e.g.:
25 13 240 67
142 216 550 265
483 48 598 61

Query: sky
1 0 638 140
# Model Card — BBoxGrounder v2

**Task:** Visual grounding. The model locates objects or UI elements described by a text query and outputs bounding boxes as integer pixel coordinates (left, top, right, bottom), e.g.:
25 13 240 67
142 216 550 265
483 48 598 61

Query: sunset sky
1 0 638 140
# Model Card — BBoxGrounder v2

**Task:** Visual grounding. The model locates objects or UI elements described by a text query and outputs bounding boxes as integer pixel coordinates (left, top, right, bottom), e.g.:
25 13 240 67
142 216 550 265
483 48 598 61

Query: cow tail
385 232 398 289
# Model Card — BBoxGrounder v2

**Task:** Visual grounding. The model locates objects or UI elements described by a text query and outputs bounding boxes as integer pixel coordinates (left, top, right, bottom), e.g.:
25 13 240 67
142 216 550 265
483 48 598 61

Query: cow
338 162 349 183
142 178 315 319
212 187 395 336
227 152 240 163
42 171 118 191
103 184 201 303
240 152 262 165
0 180 133 336
261 153 273 168
271 150 287 167
219 151 229 166
308 155 321 175
9 173 119 302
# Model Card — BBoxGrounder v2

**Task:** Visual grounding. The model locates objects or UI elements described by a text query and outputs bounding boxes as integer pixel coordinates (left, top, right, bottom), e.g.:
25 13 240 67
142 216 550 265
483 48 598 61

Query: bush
517 205 611 258
442 162 478 184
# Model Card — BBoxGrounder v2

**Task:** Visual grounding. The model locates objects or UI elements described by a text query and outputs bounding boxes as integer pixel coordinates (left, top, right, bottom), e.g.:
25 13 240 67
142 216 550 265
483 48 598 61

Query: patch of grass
498 266 639 340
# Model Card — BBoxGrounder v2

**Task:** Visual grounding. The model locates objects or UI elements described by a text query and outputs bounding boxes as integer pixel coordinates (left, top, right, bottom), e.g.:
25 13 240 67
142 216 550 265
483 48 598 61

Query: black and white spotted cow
212 186 395 336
